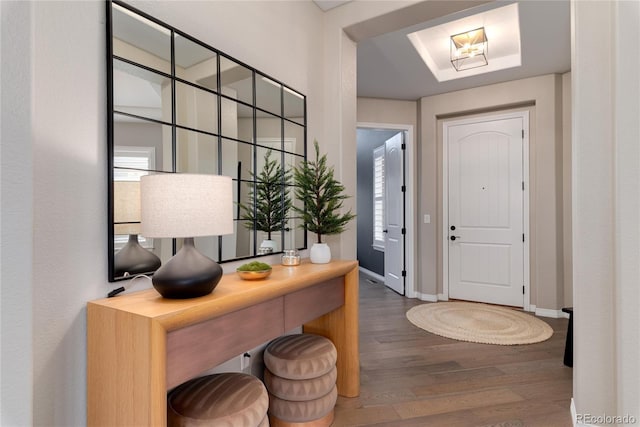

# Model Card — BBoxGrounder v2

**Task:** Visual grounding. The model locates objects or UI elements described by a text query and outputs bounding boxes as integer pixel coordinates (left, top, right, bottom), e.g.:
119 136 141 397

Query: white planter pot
309 243 331 264
260 239 278 252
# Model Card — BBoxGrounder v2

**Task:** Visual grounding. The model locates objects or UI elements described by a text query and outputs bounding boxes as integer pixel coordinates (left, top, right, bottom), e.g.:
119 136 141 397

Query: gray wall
356 128 399 276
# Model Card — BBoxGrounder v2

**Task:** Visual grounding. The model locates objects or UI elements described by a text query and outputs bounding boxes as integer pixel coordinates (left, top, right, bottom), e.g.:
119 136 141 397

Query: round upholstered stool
264 334 338 427
264 334 337 380
268 386 337 426
265 366 337 401
167 372 269 427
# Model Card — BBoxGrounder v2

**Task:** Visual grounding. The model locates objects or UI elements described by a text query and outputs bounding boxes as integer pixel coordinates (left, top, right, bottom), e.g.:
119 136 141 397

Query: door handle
450 235 461 241
383 229 388 233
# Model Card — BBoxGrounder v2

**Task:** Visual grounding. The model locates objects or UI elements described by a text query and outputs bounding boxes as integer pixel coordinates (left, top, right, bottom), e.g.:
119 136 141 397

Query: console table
87 259 359 426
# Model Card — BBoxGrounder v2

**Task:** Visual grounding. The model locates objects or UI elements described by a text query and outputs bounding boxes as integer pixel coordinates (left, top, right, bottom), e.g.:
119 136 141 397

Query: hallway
333 274 573 426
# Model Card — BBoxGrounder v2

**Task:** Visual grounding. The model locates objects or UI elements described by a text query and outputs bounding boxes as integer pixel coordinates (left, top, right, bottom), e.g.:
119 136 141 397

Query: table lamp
140 173 233 298
113 181 161 277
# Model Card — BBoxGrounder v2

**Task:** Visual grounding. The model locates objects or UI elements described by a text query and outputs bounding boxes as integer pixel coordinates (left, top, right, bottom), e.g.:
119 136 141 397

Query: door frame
357 122 415 298
442 111 530 310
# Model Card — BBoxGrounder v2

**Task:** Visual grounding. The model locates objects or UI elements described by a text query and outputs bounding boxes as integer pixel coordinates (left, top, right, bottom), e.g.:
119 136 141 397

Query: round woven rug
406 302 553 345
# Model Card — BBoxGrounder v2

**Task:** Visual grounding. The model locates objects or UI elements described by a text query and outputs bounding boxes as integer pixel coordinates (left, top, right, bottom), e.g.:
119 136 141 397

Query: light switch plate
424 214 431 224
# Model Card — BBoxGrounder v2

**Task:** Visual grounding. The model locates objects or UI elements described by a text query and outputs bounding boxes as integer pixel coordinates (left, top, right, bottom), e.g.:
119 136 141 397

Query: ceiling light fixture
450 27 488 71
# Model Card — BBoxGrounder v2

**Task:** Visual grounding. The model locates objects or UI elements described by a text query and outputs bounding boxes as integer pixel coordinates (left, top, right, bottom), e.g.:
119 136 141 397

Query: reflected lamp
113 181 161 276
450 27 488 71
141 174 233 299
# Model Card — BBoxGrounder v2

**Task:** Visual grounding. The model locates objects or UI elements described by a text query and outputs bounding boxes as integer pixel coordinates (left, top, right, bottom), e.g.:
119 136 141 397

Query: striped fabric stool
167 372 269 427
264 334 338 427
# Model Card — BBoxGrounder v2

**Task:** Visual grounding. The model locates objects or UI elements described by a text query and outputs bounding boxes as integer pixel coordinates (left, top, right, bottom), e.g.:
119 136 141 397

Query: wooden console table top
89 259 356 329
87 259 359 426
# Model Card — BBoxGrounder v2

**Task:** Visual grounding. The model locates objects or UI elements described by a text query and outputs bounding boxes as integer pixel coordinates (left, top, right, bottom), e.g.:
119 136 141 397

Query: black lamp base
114 234 162 277
152 237 223 299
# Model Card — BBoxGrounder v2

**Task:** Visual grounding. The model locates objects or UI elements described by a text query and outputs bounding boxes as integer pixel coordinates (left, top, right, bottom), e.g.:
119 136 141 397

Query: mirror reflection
112 2 171 74
256 74 282 116
220 56 253 105
175 82 219 134
113 59 171 123
284 121 306 156
284 88 305 126
175 35 218 92
176 128 218 174
112 168 166 277
109 0 306 281
238 149 291 254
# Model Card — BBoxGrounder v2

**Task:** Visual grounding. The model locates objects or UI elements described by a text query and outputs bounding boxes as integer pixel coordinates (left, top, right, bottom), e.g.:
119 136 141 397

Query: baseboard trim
414 292 438 302
418 300 570 318
358 267 385 284
535 307 571 319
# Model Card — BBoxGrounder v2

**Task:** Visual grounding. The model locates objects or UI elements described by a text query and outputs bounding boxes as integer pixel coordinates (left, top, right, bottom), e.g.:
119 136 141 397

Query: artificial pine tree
239 150 291 241
293 140 355 244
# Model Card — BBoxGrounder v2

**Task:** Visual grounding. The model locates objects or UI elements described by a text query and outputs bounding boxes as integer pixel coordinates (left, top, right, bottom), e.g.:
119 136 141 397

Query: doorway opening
356 123 415 297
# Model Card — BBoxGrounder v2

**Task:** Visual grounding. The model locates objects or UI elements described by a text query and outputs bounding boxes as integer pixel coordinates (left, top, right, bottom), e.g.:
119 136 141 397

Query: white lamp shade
140 174 234 238
114 181 141 235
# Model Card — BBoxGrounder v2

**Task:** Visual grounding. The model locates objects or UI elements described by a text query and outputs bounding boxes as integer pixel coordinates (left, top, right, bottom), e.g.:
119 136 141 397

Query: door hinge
401 143 406 150
522 129 524 138
522 181 525 191
402 270 407 277
401 228 406 235
523 286 525 294
522 234 525 242
401 185 406 192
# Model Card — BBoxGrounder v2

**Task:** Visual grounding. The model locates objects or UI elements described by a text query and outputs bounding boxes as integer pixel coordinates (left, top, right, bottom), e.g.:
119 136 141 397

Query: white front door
384 132 405 295
445 114 526 307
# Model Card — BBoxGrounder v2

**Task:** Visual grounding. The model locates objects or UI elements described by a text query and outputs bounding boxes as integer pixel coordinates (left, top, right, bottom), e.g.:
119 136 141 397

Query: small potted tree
239 150 291 252
293 140 355 263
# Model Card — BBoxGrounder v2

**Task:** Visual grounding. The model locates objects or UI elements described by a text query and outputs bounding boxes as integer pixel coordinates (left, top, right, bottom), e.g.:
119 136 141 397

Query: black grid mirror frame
107 0 307 282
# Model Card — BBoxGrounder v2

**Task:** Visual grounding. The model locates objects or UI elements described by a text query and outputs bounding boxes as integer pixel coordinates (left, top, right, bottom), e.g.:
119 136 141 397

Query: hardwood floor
332 274 573 426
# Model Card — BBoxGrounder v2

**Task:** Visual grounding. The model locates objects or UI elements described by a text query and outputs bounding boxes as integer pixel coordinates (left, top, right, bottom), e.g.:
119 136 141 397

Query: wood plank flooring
332 274 573 426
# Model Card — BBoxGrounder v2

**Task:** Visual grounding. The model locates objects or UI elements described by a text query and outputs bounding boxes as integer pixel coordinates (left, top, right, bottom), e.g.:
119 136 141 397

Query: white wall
572 0 640 421
357 97 418 129
562 72 573 308
31 3 107 424
1 2 34 425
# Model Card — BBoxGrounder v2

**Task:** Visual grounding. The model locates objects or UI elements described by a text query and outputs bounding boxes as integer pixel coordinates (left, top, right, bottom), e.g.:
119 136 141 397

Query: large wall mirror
107 0 307 281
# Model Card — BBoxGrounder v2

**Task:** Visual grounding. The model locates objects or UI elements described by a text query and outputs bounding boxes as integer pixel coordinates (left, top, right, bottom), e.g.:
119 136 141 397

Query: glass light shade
140 174 233 238
450 27 488 71
114 181 141 235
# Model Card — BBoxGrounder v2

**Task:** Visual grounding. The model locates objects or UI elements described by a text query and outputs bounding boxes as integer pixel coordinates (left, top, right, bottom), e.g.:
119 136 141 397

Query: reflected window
114 146 155 180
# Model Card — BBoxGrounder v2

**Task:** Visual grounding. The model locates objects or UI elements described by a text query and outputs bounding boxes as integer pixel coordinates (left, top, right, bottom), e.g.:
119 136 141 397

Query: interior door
384 132 405 295
447 116 524 307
